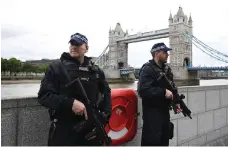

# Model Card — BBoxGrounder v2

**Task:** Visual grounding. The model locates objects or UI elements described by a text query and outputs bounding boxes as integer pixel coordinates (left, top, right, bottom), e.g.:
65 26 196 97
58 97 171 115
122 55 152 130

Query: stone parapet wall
1 85 228 146
126 85 228 146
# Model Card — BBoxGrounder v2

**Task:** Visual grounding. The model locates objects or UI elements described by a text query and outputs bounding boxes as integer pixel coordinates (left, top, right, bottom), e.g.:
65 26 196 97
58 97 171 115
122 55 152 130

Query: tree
1 58 9 72
21 63 35 73
1 57 52 74
39 64 49 73
7 58 21 74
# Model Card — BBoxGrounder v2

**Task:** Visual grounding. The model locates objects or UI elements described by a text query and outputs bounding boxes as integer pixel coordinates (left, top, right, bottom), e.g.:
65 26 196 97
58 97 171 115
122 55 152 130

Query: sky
1 0 228 67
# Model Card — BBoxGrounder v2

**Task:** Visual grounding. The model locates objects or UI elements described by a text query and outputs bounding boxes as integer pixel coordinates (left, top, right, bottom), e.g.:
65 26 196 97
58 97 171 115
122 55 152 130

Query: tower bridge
95 6 228 85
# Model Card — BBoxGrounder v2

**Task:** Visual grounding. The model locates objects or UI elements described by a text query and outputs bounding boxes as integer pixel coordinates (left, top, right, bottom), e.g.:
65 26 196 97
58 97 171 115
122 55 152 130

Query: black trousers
141 109 171 146
47 121 103 146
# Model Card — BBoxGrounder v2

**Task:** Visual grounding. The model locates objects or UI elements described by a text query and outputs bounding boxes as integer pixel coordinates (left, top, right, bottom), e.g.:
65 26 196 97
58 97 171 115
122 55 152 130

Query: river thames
1 79 228 100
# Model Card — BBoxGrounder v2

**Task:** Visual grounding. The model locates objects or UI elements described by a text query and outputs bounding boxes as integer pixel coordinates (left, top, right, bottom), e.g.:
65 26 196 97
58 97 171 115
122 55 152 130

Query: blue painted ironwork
133 66 228 71
120 68 135 75
187 66 228 71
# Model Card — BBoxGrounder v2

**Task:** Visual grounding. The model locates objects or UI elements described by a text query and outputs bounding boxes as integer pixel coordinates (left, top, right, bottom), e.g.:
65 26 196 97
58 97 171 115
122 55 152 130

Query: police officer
37 33 112 146
137 42 182 146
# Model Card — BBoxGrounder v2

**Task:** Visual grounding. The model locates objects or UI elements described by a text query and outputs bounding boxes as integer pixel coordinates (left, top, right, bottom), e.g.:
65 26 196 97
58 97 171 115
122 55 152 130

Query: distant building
24 56 98 67
24 59 59 67
198 70 213 78
198 70 228 79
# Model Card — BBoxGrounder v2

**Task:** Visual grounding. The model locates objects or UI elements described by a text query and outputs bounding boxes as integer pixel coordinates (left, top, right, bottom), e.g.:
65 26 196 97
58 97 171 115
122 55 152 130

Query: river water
1 79 228 99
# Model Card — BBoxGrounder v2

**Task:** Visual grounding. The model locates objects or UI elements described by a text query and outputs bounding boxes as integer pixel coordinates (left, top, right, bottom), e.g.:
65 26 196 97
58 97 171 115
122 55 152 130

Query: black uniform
137 59 174 146
37 52 112 146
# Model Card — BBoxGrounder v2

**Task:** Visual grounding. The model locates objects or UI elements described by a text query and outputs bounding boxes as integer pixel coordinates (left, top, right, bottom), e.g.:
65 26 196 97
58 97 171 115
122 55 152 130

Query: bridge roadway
116 28 169 43
120 66 228 77
187 66 228 71
2 84 228 146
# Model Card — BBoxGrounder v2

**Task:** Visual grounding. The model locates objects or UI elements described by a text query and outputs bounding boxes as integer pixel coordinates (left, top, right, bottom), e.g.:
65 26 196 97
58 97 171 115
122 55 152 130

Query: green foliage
39 64 49 73
1 57 50 73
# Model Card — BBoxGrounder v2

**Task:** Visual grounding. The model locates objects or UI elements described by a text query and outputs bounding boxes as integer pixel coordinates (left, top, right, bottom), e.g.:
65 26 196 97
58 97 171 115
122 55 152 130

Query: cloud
1 24 31 39
1 0 228 66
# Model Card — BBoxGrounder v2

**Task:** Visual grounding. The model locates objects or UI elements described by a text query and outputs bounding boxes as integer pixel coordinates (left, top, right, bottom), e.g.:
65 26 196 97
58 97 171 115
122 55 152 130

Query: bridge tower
108 23 128 69
168 7 194 79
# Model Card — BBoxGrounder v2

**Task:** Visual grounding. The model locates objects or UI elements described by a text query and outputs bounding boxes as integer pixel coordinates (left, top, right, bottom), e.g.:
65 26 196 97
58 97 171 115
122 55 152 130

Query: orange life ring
105 88 138 146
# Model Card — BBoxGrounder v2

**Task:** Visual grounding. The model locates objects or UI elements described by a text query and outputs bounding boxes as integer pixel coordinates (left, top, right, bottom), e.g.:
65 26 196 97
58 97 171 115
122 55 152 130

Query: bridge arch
118 61 124 69
183 57 190 67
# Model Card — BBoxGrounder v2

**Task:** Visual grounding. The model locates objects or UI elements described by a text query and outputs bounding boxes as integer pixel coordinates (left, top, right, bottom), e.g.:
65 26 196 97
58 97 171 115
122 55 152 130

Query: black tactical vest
137 60 174 103
49 60 101 122
58 60 100 105
137 60 173 113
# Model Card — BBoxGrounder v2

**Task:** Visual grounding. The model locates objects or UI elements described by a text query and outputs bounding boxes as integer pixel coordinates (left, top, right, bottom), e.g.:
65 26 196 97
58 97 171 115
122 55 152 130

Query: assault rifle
157 73 192 119
65 78 112 145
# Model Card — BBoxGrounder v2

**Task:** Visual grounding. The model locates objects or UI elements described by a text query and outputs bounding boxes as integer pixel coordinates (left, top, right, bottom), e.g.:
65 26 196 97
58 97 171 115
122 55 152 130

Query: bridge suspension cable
183 32 228 63
94 45 109 64
191 35 228 59
192 39 228 63
191 37 228 63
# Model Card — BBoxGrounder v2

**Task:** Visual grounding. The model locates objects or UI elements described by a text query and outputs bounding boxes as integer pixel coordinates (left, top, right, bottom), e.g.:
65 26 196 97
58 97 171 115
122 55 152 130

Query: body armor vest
60 60 100 104
137 60 173 111
51 60 101 122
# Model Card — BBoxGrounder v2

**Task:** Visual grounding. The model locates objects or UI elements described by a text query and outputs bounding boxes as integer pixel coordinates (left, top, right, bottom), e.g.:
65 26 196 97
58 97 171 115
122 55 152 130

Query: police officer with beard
137 43 182 146
37 33 112 146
